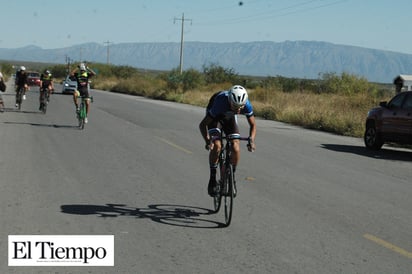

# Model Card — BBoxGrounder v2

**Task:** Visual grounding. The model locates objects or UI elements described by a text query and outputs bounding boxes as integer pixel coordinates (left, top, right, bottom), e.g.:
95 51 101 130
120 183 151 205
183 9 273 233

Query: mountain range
1 41 412 83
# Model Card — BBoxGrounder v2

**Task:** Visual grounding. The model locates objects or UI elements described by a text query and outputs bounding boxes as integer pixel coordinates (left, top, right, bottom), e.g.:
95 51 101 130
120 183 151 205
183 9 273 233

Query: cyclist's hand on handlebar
205 142 215 151
247 139 255 152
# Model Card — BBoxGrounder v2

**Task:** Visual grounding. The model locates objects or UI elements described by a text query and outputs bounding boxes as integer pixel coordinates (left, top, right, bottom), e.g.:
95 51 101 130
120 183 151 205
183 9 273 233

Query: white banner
8 235 114 266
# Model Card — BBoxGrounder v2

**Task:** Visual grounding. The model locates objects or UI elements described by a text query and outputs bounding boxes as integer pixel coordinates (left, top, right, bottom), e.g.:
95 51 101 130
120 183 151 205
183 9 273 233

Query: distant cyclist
39 69 54 110
199 85 256 196
71 63 96 123
0 71 5 112
14 66 29 107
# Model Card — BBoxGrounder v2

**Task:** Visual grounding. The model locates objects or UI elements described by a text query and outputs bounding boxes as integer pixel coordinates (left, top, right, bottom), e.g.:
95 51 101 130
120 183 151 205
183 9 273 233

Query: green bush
182 68 204 92
202 63 239 84
318 72 374 95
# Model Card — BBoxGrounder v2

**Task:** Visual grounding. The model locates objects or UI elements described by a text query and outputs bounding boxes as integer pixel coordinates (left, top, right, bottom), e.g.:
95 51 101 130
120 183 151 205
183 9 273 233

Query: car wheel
364 122 383 150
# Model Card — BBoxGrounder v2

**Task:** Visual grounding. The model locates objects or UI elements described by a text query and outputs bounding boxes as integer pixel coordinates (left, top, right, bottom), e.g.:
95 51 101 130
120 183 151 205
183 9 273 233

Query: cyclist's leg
73 90 80 110
207 121 221 196
15 86 19 105
39 88 44 106
0 94 4 112
208 122 221 169
48 85 52 100
83 88 90 115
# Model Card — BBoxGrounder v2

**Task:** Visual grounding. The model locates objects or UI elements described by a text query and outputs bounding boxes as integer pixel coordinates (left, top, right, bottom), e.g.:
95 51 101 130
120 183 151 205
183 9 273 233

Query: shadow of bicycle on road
1 108 42 114
61 203 226 228
321 144 412 162
4 121 78 129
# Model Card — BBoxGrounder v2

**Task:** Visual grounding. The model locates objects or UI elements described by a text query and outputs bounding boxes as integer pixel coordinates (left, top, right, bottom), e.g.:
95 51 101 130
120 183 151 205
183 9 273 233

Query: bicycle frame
77 96 93 129
39 87 49 114
16 87 24 110
210 128 250 226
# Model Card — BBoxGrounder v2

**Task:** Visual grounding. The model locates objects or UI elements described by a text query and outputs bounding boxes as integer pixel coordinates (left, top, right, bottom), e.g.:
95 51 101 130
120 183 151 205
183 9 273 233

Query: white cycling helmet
79 63 86 71
228 85 248 107
20 66 26 71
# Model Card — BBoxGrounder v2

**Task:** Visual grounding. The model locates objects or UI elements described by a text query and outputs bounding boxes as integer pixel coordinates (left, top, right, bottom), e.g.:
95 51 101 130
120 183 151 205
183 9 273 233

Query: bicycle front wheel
78 103 86 130
16 90 23 110
78 118 85 129
223 164 234 226
213 179 222 213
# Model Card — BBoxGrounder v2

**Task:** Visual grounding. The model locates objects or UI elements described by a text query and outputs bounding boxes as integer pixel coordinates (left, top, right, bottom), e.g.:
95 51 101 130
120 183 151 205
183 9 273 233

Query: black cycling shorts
78 87 90 98
207 111 239 136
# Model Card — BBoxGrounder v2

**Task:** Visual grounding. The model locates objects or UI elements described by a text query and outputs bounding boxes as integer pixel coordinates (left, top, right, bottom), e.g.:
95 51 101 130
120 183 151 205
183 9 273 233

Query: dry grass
96 77 387 138
250 88 383 137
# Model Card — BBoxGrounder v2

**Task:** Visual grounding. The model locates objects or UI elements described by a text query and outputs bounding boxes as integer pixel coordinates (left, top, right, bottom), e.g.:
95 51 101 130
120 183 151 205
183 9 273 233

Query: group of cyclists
11 63 96 122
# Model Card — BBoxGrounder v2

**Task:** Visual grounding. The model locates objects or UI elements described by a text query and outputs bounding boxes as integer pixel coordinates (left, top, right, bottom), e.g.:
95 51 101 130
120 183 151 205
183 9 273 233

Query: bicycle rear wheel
223 164 234 226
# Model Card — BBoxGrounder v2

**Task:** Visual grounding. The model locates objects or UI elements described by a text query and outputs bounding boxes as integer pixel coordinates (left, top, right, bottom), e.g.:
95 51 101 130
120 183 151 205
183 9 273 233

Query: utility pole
79 47 84 63
65 55 72 74
104 41 112 64
174 13 192 74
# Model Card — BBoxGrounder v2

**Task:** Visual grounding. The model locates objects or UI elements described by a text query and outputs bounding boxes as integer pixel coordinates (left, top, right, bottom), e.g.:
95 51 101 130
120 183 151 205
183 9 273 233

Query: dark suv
364 91 412 150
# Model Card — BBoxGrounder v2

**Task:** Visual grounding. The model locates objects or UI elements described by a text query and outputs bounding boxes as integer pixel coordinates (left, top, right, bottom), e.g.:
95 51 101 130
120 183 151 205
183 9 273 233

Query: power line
196 0 346 26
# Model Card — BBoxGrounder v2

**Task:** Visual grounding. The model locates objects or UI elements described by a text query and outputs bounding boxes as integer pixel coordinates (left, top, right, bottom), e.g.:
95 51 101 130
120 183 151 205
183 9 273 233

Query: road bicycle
15 86 25 110
39 87 50 114
77 96 93 130
210 128 250 227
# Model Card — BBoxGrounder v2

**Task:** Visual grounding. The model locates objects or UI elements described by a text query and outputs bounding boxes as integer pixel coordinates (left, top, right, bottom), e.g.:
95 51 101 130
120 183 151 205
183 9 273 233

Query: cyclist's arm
246 114 256 151
199 114 214 149
86 67 96 76
23 75 29 86
70 67 79 76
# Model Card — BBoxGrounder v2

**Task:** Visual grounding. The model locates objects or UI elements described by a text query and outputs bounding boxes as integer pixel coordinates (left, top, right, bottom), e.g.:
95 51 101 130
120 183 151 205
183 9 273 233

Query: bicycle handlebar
211 134 251 143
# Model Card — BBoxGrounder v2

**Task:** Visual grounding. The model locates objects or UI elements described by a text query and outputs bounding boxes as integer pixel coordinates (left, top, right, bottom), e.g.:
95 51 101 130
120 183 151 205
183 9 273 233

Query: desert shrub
202 63 239 84
0 62 14 76
182 68 204 92
319 72 374 95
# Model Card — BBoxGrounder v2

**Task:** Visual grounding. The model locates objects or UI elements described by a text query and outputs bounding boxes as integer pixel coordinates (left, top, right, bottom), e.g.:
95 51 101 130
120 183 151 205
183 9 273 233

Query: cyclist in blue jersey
199 85 256 196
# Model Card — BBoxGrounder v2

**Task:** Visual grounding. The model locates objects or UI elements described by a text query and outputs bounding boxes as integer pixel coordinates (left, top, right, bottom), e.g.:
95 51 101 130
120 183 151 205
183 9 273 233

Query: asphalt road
1 83 412 273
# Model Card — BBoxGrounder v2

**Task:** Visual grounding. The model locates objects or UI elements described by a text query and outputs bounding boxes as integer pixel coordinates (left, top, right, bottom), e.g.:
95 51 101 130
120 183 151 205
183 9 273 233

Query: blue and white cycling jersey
207 91 254 119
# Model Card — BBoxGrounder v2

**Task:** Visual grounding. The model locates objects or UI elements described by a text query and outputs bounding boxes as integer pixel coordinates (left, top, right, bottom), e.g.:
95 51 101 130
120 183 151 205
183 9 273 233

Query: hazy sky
2 0 411 54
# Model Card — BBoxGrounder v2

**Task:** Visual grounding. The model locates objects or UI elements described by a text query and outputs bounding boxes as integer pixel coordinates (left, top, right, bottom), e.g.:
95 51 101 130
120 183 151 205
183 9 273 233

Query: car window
388 93 406 108
402 94 412 109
